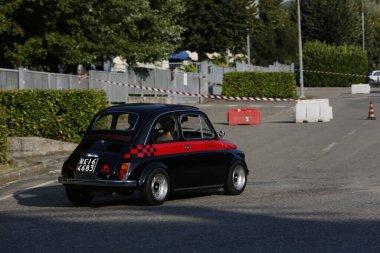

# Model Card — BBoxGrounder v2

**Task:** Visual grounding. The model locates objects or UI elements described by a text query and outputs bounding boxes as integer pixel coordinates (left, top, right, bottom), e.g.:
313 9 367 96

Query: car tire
65 187 93 206
140 169 170 206
224 161 247 195
369 80 376 87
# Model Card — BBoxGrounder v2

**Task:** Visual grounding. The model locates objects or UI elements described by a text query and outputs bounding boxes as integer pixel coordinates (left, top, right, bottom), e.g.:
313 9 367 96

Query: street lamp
297 0 305 98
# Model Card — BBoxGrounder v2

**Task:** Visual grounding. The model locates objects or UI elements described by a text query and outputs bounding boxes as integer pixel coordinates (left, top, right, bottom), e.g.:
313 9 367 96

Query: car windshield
91 112 138 131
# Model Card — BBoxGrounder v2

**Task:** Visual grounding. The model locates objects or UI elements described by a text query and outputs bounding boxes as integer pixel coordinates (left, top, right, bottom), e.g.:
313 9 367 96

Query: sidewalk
0 137 76 185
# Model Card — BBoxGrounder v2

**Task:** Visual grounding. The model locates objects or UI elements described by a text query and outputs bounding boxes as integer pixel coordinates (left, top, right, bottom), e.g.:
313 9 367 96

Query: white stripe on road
0 180 56 201
343 129 357 139
322 142 339 152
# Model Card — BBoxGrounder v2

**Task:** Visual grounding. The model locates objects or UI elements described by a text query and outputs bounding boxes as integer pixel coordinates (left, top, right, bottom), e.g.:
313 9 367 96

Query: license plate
76 157 99 173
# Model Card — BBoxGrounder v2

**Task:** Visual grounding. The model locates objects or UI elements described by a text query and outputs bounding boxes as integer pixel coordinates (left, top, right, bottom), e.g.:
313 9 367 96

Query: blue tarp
168 51 191 60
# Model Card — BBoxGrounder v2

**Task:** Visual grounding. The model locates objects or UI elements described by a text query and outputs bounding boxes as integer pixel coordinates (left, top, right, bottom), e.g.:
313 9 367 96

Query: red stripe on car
123 140 237 159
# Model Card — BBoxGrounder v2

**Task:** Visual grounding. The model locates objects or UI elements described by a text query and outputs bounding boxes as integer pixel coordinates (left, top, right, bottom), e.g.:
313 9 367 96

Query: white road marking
343 129 357 139
0 180 56 201
322 142 339 152
0 194 13 201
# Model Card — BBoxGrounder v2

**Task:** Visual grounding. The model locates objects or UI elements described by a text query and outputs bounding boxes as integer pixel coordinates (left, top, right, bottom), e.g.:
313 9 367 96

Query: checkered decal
124 144 157 159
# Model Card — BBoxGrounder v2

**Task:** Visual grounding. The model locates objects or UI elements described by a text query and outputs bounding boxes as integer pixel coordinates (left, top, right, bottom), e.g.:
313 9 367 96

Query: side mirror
218 130 225 139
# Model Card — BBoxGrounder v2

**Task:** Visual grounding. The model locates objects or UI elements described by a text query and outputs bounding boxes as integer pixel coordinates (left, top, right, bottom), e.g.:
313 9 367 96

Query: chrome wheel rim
232 165 246 191
151 173 168 201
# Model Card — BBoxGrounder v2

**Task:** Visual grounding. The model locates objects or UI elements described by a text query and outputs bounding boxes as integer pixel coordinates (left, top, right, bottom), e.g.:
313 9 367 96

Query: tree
294 0 361 46
250 0 298 65
181 0 257 61
362 0 380 69
0 0 184 72
290 0 380 69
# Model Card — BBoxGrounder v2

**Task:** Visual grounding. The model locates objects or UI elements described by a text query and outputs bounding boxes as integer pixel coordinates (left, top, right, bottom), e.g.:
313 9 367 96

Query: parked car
368 70 380 86
59 104 248 206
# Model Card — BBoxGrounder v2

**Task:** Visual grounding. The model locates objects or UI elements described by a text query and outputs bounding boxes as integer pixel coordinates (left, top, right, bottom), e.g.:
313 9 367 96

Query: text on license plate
76 157 99 173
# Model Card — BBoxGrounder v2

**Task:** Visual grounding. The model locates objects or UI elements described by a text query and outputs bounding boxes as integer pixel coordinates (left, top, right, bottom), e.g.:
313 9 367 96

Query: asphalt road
1 88 380 253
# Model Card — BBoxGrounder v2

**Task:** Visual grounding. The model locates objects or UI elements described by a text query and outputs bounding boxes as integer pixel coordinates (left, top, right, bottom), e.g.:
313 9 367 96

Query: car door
178 113 228 188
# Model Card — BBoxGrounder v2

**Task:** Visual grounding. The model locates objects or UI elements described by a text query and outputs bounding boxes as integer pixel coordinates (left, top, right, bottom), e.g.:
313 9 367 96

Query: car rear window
92 113 138 131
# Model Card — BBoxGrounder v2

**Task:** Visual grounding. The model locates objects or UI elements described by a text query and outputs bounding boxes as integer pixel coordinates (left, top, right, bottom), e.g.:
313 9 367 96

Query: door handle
184 146 192 150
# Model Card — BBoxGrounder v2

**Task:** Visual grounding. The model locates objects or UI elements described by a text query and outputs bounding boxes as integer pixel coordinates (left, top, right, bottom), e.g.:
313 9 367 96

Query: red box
227 108 261 126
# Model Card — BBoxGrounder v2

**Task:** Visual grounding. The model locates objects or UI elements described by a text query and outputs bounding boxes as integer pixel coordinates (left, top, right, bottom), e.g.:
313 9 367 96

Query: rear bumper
58 176 138 188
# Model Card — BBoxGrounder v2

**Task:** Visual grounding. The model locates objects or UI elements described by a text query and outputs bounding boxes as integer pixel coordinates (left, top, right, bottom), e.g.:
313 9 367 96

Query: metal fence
0 61 294 101
204 61 294 85
0 67 202 104
201 61 294 95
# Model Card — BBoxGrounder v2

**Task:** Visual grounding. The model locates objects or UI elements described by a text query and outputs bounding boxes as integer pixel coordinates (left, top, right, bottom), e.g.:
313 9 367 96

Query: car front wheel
224 161 247 195
141 169 170 205
65 187 93 206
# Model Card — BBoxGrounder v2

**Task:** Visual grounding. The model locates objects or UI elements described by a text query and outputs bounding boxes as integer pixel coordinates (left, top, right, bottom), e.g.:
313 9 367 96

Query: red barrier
227 108 261 126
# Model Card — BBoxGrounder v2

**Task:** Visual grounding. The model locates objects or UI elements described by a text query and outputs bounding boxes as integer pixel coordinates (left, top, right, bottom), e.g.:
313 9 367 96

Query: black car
59 104 248 205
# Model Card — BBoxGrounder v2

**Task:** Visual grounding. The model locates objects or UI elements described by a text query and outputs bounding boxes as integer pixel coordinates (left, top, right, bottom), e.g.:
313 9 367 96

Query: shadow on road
12 185 223 208
1 200 380 253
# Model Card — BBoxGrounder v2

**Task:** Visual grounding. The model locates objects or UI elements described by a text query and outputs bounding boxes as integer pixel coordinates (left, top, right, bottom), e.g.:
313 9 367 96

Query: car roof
101 103 200 116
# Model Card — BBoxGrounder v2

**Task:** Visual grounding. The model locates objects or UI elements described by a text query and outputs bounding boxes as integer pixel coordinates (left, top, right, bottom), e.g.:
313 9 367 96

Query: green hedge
0 90 107 142
0 107 7 164
222 72 297 98
304 41 368 87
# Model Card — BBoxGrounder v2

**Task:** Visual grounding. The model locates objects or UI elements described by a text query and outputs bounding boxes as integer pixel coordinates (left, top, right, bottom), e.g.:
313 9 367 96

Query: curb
0 154 69 185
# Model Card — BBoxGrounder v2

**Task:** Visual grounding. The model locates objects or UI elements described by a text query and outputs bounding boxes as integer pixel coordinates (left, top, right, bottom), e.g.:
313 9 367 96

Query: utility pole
361 0 365 50
297 0 305 98
247 35 251 65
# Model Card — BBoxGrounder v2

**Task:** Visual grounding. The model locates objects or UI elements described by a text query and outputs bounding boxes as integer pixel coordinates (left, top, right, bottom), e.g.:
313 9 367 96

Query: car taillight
119 163 130 180
61 160 75 175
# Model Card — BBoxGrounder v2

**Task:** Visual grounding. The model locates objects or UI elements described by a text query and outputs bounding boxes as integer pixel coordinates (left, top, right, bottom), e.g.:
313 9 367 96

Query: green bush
222 72 297 98
0 90 107 142
0 107 7 164
303 41 368 87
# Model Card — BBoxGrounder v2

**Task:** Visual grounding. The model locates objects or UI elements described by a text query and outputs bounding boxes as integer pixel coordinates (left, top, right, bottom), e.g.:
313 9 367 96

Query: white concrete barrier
351 84 371 94
295 99 333 123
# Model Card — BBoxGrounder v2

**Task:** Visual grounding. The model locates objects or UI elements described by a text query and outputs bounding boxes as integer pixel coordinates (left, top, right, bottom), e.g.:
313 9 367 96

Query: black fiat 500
59 104 248 205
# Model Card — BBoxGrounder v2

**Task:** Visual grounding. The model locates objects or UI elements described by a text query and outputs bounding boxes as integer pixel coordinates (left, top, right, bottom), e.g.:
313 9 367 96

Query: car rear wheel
65 187 93 206
224 161 247 195
141 169 170 205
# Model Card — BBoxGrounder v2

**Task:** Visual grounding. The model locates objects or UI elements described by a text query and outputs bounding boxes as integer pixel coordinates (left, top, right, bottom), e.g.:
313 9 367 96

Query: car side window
180 114 215 140
151 115 179 143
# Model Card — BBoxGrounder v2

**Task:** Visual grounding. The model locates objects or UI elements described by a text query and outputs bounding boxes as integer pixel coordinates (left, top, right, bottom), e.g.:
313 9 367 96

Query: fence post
47 73 52 89
107 72 111 105
68 75 72 89
123 71 129 104
18 67 26 89
89 70 94 89
170 68 178 104
291 63 295 73
199 75 208 104
139 71 144 103
153 68 157 99
200 61 208 80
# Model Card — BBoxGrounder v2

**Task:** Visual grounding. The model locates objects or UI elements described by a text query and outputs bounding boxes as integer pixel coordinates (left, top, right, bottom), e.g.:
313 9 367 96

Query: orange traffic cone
368 100 376 120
